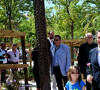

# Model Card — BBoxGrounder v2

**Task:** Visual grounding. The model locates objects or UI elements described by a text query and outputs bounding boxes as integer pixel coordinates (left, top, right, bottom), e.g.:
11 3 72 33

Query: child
65 66 86 90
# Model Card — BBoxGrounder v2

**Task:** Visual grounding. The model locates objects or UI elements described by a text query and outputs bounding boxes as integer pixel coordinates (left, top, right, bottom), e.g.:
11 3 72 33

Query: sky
45 0 84 8
45 0 95 8
44 0 84 15
45 1 54 8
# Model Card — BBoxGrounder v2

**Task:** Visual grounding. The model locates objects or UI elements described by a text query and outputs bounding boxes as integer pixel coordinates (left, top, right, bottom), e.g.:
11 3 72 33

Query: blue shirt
50 43 71 76
65 80 85 90
54 46 60 66
0 49 6 62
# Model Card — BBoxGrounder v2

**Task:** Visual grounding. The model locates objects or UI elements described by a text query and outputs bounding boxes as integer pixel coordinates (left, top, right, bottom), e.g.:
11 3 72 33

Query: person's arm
65 45 71 73
87 75 93 83
82 85 86 90
86 50 93 83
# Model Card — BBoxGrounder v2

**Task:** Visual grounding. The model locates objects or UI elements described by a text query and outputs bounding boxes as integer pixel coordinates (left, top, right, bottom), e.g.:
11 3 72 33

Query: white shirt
98 46 100 66
48 38 54 46
7 49 19 63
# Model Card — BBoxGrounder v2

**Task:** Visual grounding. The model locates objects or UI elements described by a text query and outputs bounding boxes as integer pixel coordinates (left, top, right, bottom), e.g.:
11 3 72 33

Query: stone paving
19 80 58 90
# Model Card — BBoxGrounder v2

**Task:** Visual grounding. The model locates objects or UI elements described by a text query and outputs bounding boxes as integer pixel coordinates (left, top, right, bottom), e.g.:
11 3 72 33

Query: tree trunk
33 0 51 90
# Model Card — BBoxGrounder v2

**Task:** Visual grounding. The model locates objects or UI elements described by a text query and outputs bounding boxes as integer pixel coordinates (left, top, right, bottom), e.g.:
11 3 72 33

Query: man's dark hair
48 31 50 35
12 43 17 47
54 35 61 40
48 31 54 35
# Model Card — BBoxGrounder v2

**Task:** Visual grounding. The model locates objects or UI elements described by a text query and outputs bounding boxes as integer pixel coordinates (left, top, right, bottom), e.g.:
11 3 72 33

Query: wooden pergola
0 30 29 90
0 30 26 38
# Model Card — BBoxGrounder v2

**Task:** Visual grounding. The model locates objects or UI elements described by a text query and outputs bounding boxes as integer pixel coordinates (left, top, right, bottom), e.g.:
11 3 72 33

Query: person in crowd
73 47 77 59
19 49 22 60
26 49 29 60
48 31 57 90
86 30 100 90
32 39 51 90
50 35 71 90
0 42 7 64
65 66 86 90
0 42 7 83
32 46 40 90
48 31 54 46
7 44 19 73
78 33 97 90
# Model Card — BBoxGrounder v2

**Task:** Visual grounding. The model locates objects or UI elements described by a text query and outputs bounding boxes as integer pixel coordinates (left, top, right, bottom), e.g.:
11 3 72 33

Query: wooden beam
62 39 86 46
0 64 29 70
0 30 26 37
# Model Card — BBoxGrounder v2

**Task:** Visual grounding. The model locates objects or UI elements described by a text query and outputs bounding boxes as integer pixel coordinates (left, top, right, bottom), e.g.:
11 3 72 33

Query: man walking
78 33 97 90
48 31 57 90
50 35 71 90
87 30 100 90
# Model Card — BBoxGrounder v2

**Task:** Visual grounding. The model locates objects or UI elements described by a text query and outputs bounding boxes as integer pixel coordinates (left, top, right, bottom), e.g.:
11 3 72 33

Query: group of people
0 43 19 83
0 43 20 64
1 29 100 90
32 29 100 90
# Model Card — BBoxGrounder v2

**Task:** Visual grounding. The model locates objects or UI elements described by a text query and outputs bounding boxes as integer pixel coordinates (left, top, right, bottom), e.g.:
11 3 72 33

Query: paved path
19 80 59 90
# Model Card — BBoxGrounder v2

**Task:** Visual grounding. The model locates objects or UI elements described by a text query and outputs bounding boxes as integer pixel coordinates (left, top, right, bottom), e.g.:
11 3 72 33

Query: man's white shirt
7 49 19 63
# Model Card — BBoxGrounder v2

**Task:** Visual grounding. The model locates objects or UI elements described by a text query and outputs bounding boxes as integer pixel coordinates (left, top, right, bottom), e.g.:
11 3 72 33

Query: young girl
65 66 86 90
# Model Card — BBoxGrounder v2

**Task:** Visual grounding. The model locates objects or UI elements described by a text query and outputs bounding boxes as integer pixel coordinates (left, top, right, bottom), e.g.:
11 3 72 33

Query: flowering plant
87 63 91 68
87 62 92 89
87 62 92 75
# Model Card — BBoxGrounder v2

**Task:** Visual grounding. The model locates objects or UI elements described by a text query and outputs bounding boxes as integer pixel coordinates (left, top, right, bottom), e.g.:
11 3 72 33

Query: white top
7 49 19 63
98 46 100 66
48 38 54 46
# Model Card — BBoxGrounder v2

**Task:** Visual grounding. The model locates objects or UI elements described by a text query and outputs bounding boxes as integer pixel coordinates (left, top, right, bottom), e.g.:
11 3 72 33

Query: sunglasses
87 37 93 39
71 72 80 74
14 53 16 57
54 39 59 41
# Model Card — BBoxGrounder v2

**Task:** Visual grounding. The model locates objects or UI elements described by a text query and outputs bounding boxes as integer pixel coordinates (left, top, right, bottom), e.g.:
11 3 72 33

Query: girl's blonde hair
68 66 82 82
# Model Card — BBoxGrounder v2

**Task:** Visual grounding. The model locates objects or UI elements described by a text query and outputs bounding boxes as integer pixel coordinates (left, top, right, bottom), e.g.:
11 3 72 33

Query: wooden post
29 45 32 67
21 36 29 90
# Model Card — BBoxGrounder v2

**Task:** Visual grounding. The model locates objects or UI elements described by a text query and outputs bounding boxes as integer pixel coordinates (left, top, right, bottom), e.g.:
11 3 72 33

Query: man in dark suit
87 30 100 90
78 33 97 90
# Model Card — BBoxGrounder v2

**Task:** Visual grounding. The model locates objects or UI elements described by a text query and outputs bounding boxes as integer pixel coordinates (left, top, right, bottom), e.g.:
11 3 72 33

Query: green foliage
46 0 100 39
0 0 36 45
27 66 34 79
0 0 100 43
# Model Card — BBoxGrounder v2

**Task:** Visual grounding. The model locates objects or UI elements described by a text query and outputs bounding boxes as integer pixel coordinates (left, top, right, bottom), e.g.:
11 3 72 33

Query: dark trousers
1 70 6 83
53 66 68 90
0 62 6 83
33 67 40 88
83 73 91 90
86 80 91 90
0 61 3 64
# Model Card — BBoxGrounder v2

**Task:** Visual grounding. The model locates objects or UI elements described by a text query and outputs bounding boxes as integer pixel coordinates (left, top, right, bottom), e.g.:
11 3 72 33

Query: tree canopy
0 0 100 45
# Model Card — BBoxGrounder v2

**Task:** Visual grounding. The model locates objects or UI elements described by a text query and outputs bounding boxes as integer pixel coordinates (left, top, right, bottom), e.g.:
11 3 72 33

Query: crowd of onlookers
32 30 100 90
1 29 100 90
